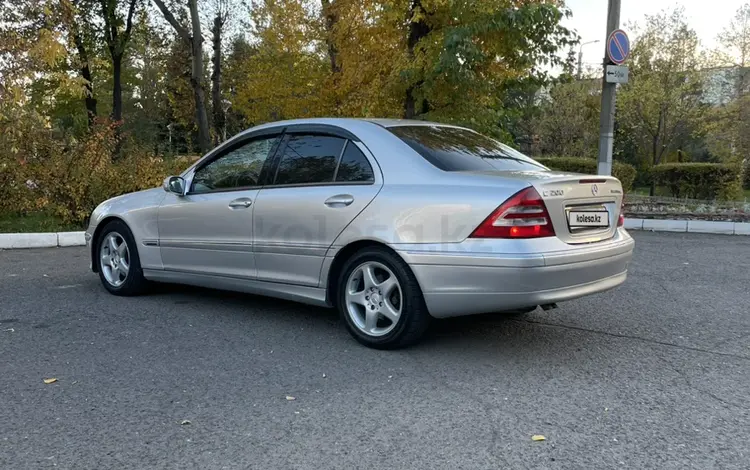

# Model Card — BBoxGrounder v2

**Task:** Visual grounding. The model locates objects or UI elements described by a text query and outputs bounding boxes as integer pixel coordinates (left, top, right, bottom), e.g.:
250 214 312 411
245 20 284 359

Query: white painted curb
626 219 750 235
57 231 87 247
0 231 86 249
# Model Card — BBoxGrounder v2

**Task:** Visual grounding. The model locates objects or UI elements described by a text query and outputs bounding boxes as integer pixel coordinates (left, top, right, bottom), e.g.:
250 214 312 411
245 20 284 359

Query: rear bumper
397 229 634 318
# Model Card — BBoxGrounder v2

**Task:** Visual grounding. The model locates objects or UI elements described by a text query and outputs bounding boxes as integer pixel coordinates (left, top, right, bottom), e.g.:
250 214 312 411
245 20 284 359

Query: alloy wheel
100 232 130 287
345 261 403 337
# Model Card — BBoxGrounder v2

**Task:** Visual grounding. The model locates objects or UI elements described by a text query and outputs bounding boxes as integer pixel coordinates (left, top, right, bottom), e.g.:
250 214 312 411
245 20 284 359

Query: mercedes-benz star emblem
591 184 599 196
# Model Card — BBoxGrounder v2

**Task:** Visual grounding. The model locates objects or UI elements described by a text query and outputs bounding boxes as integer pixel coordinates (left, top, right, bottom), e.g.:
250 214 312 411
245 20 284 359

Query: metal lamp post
167 123 174 155
221 99 232 142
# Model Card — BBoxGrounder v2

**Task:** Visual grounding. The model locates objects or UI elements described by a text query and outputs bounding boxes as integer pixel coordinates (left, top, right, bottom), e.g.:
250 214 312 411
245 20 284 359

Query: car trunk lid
459 169 624 244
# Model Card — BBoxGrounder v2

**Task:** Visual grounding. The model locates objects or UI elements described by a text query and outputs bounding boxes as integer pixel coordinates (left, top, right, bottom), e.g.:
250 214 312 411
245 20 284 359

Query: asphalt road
1 232 748 470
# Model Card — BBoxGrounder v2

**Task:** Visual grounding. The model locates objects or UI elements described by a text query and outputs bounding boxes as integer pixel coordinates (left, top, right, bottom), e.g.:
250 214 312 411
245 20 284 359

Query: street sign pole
597 0 621 176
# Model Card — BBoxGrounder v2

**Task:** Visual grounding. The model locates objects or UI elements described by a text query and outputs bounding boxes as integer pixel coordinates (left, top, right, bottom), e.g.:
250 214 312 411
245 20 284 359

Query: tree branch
152 0 192 44
634 101 659 138
124 0 138 39
111 0 140 55
100 0 114 47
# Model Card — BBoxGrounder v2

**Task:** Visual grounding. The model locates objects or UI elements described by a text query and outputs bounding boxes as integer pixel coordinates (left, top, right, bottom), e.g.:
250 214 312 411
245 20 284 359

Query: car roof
241 117 470 134
187 117 452 185
361 118 469 129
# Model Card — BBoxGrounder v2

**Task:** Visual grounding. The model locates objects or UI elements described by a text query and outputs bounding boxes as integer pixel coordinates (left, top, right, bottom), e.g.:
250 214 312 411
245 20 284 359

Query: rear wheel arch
326 240 412 307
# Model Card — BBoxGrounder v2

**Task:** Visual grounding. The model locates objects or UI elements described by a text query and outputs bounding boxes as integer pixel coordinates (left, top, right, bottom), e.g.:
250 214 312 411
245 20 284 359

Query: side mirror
163 176 186 196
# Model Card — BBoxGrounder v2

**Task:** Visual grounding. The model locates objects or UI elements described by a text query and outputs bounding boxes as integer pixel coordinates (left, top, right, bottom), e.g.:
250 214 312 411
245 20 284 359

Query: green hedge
650 163 742 200
534 157 636 192
744 162 750 189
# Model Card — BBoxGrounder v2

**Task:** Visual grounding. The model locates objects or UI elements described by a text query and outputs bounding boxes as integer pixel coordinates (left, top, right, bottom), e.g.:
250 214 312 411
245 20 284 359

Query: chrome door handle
228 198 252 208
324 194 354 207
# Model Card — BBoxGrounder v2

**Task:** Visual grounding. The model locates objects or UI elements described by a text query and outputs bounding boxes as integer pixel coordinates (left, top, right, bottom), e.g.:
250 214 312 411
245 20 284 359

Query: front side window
191 136 280 192
274 135 346 185
388 125 547 172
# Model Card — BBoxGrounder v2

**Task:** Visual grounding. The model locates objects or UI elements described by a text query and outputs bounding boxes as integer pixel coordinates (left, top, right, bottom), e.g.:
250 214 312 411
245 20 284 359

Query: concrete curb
0 231 86 249
625 219 750 235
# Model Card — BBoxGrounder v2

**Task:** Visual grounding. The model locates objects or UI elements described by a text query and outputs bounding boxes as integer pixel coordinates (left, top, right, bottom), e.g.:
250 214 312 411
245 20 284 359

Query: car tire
96 220 149 296
337 247 431 349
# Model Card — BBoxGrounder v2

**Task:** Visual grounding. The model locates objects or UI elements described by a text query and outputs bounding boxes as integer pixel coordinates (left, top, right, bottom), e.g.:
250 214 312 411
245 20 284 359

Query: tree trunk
110 53 125 158
73 32 97 128
322 0 341 113
404 0 431 119
189 0 211 153
112 54 123 122
649 110 666 197
211 15 224 146
649 134 659 196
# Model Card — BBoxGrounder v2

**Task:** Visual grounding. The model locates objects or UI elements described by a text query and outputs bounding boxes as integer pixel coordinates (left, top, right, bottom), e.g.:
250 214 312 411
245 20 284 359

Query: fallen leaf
43 378 57 384
286 396 296 401
180 420 191 425
4 328 14 333
531 435 546 441
322 374 326 378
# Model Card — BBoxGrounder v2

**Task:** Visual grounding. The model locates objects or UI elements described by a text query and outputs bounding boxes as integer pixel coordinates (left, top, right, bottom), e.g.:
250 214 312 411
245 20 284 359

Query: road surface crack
517 318 750 362
651 354 746 410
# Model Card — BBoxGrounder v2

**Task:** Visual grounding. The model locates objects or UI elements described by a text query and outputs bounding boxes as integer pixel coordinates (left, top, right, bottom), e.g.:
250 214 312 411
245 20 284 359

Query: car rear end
383 123 634 318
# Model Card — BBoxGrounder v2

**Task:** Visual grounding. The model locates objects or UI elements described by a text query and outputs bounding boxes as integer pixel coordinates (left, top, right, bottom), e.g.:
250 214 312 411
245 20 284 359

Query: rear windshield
388 125 547 172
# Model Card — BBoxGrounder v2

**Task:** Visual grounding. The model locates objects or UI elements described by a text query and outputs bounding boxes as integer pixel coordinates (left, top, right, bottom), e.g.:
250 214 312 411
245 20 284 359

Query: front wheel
96 220 148 296
337 247 430 349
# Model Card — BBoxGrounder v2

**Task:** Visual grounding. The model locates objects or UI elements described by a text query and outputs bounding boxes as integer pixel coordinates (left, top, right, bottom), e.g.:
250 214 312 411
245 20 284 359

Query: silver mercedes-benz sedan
86 118 634 348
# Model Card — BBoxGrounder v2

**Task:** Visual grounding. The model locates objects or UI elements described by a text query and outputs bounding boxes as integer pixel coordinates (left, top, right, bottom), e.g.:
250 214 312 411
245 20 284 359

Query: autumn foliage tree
229 0 574 138
616 8 708 194
0 0 586 221
152 0 212 153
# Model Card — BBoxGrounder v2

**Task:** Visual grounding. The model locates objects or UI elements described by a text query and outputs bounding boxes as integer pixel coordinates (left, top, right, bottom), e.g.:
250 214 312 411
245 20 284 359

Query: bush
650 163 742 200
0 118 190 226
534 156 637 192
744 161 750 190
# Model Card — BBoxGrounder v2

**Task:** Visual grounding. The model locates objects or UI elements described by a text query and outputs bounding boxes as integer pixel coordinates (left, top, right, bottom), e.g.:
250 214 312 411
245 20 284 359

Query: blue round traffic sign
607 29 630 65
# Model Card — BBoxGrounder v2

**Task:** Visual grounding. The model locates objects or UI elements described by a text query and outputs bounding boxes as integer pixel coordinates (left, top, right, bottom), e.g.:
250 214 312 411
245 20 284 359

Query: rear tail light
470 187 555 239
617 194 625 227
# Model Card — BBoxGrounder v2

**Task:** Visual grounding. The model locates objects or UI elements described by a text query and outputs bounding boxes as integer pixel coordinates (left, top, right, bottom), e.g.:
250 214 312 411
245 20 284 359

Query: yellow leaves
43 378 58 384
54 75 89 100
29 29 67 68
531 435 546 441
231 0 332 123
0 118 189 224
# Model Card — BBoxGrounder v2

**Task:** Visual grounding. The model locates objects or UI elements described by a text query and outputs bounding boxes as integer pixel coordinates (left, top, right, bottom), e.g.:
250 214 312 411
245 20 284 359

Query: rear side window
274 135 345 185
388 125 547 172
335 142 374 182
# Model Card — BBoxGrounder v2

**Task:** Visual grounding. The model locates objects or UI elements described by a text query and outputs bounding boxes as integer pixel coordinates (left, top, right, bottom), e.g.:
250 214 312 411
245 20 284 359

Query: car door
253 132 382 286
158 133 282 278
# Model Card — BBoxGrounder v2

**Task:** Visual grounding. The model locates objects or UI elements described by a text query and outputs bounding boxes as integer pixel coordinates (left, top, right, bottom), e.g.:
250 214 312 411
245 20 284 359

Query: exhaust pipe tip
540 303 558 311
